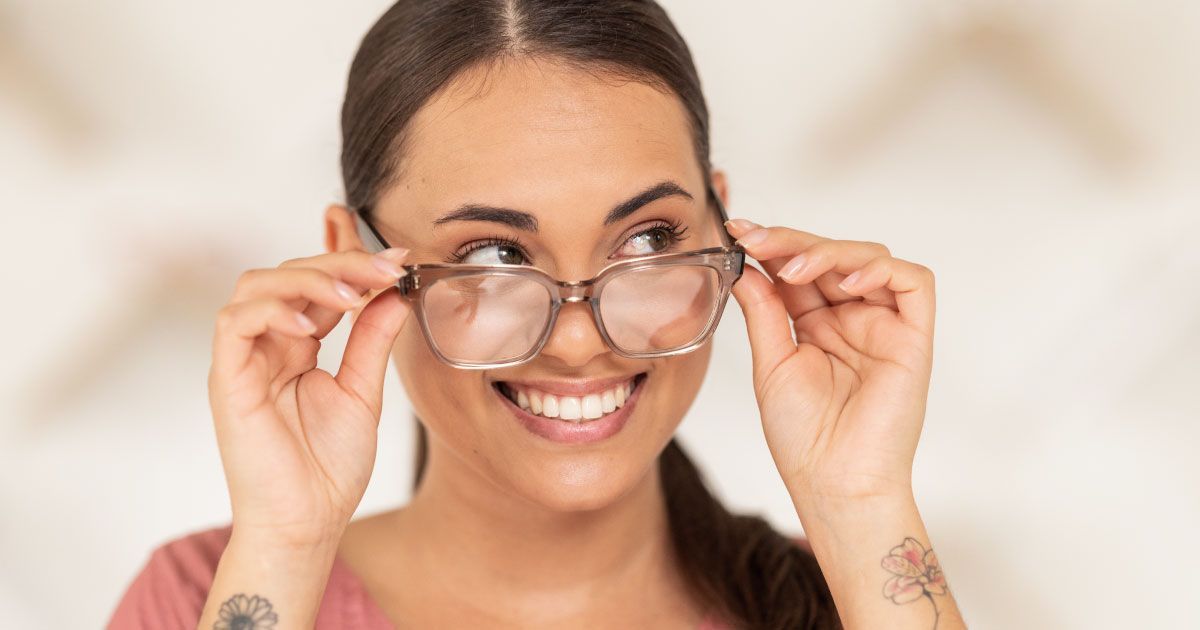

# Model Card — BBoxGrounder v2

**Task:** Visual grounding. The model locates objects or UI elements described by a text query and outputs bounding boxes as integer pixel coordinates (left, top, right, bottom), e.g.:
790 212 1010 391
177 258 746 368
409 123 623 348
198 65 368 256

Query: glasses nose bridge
555 279 598 303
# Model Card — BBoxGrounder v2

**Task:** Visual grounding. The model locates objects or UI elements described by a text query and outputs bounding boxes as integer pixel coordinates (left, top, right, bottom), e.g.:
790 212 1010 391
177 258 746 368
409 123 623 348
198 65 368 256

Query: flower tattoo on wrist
214 593 278 629
881 537 949 628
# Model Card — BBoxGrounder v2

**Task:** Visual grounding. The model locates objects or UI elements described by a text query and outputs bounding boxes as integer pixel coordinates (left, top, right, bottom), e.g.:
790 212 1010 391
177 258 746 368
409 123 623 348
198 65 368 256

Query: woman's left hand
725 219 937 504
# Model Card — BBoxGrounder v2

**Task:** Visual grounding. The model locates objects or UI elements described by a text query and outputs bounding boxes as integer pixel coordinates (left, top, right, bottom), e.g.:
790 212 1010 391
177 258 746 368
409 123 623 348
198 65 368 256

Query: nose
537 301 610 367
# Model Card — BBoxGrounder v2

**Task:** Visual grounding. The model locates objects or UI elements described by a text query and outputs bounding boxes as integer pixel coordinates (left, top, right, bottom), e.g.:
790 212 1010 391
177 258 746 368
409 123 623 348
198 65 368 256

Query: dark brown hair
340 1 839 628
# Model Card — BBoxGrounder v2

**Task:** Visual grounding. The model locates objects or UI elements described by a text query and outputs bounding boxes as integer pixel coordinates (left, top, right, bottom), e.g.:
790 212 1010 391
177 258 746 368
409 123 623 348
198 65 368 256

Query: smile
495 374 644 422
491 373 647 444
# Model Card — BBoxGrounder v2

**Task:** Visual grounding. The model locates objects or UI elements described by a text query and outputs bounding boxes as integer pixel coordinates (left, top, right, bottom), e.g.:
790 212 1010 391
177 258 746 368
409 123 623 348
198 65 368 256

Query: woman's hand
726 219 936 504
207 247 411 548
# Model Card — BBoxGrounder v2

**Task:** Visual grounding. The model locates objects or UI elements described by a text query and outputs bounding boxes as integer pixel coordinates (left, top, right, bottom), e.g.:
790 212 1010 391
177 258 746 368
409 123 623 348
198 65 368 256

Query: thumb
731 264 796 383
335 286 411 417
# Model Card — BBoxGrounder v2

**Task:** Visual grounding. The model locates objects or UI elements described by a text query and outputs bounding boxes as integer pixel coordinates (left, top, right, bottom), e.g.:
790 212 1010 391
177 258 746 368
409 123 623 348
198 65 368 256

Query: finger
334 286 412 419
725 219 830 314
232 266 374 309
835 255 936 336
210 297 318 393
832 255 899 310
727 222 830 261
278 247 409 283
770 238 896 311
276 248 409 334
730 264 797 382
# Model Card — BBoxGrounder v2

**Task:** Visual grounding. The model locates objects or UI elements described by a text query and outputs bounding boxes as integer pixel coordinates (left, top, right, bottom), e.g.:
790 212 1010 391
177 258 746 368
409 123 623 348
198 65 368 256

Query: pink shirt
109 524 805 629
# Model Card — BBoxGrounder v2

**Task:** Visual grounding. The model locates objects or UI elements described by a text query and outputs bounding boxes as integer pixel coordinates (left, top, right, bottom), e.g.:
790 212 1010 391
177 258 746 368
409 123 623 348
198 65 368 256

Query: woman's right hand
206 246 411 548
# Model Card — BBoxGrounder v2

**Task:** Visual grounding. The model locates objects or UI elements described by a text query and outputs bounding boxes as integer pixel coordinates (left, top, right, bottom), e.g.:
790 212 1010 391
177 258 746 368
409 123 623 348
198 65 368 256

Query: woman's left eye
616 222 690 257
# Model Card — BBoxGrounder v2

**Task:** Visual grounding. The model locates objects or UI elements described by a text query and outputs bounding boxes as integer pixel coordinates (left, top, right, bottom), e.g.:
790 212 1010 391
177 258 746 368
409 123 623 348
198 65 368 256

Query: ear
324 203 363 254
710 168 730 208
324 204 380 322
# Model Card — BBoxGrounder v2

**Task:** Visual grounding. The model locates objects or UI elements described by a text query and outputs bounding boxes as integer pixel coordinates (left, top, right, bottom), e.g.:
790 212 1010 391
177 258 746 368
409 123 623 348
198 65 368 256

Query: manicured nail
736 228 769 248
372 255 405 278
334 280 360 303
778 254 808 281
838 270 861 291
295 312 317 334
377 247 409 262
724 218 760 233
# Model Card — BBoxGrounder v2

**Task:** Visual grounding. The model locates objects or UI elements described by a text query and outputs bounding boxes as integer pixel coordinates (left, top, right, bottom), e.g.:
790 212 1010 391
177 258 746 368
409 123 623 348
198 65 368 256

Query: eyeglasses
352 185 745 369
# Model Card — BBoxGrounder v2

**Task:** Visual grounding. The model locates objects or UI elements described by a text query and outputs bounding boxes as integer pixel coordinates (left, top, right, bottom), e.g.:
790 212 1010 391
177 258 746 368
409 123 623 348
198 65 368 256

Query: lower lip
492 375 645 445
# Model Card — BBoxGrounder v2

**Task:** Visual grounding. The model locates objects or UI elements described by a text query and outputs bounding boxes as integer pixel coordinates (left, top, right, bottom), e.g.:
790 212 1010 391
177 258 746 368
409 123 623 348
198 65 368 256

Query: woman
110 1 965 628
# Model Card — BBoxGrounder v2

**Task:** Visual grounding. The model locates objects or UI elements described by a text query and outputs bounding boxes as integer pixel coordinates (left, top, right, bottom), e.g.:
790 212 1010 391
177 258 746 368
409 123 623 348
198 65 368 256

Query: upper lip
493 373 643 397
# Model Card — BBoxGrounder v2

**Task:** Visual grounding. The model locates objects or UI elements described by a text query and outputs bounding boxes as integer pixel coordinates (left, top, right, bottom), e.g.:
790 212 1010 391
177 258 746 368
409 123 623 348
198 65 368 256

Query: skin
199 56 965 629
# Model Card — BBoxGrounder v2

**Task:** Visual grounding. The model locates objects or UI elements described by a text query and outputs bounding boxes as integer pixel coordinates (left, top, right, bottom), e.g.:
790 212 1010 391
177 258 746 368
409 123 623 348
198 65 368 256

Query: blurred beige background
1 1 1197 628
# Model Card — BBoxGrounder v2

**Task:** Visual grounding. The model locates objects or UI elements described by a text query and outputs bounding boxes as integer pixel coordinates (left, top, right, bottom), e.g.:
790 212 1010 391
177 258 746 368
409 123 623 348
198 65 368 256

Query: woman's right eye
454 242 529 265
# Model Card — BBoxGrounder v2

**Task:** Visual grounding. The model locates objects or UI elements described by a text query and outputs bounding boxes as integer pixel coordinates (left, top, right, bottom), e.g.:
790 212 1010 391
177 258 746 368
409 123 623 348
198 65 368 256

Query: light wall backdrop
1 1 1196 628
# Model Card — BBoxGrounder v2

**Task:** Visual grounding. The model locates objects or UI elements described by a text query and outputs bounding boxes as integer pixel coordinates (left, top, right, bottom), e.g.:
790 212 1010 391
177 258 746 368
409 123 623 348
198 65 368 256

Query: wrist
789 484 916 525
229 522 346 557
784 470 913 510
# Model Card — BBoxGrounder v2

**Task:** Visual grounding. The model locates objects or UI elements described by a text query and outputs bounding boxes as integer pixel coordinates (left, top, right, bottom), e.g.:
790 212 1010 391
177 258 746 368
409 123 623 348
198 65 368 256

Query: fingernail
736 228 769 248
724 218 760 233
372 255 406 279
778 254 808 281
838 270 861 291
334 280 361 303
295 312 317 334
377 247 409 262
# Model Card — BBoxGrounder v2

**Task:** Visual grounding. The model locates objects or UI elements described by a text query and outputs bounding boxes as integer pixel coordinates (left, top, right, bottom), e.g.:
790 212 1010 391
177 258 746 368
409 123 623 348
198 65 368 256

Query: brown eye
618 223 688 257
448 231 534 265
644 228 671 251
459 243 528 265
496 245 525 265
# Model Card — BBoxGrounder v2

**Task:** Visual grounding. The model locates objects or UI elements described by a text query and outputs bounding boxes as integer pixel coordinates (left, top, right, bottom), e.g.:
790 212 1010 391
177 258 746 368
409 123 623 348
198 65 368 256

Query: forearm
196 531 341 630
792 491 966 630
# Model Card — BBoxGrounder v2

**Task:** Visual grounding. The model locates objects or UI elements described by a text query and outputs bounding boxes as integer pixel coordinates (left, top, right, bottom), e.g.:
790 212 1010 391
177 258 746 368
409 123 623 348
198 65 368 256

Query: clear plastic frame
352 185 745 369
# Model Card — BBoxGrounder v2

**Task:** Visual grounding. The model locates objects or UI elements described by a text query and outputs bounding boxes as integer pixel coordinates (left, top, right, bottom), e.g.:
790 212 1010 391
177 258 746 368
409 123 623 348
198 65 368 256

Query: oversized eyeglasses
352 185 745 369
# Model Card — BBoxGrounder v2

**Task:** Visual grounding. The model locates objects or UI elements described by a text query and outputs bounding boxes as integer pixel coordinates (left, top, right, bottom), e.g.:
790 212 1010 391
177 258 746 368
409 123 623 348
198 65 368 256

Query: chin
509 452 653 513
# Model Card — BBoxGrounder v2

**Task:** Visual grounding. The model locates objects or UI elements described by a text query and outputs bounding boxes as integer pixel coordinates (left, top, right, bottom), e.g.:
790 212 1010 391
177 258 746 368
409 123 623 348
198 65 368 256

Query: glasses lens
421 272 552 364
599 264 722 354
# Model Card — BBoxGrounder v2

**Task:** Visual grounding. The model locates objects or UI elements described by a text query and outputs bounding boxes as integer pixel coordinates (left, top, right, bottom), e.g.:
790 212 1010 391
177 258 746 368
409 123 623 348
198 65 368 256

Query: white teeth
542 395 560 418
559 396 582 420
582 394 603 419
502 377 638 422
601 390 616 413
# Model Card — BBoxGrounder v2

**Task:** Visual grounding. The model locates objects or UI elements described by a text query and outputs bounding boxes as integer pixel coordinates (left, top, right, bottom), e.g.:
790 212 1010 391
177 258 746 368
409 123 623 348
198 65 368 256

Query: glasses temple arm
707 183 738 248
352 206 391 254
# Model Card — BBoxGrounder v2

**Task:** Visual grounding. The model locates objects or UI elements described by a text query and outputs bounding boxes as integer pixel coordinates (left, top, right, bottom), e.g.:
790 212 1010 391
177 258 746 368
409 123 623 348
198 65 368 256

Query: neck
393 434 692 619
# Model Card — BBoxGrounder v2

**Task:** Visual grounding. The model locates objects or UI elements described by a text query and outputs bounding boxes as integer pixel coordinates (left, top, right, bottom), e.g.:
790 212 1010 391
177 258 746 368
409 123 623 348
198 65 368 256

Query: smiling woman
329 14 830 622
108 1 963 629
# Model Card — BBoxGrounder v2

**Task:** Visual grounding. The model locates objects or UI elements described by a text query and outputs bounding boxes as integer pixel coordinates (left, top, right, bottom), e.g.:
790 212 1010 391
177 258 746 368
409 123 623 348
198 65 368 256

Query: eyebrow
430 179 695 231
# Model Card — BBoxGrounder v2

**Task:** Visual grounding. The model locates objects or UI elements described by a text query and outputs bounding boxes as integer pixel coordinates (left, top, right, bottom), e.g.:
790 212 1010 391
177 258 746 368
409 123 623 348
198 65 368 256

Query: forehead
377 57 702 222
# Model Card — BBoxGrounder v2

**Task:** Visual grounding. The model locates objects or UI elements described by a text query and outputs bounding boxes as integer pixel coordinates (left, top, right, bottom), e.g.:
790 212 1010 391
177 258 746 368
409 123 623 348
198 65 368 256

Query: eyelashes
614 218 690 258
447 234 524 264
446 219 692 265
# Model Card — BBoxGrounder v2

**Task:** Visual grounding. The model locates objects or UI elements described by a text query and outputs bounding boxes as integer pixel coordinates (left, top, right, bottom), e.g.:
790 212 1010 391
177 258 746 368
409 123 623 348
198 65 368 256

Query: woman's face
367 57 726 512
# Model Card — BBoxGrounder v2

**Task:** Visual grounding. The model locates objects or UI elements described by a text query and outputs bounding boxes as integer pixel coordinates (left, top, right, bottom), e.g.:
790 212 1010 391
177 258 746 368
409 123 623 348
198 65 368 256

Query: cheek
392 327 485 448
645 345 712 424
